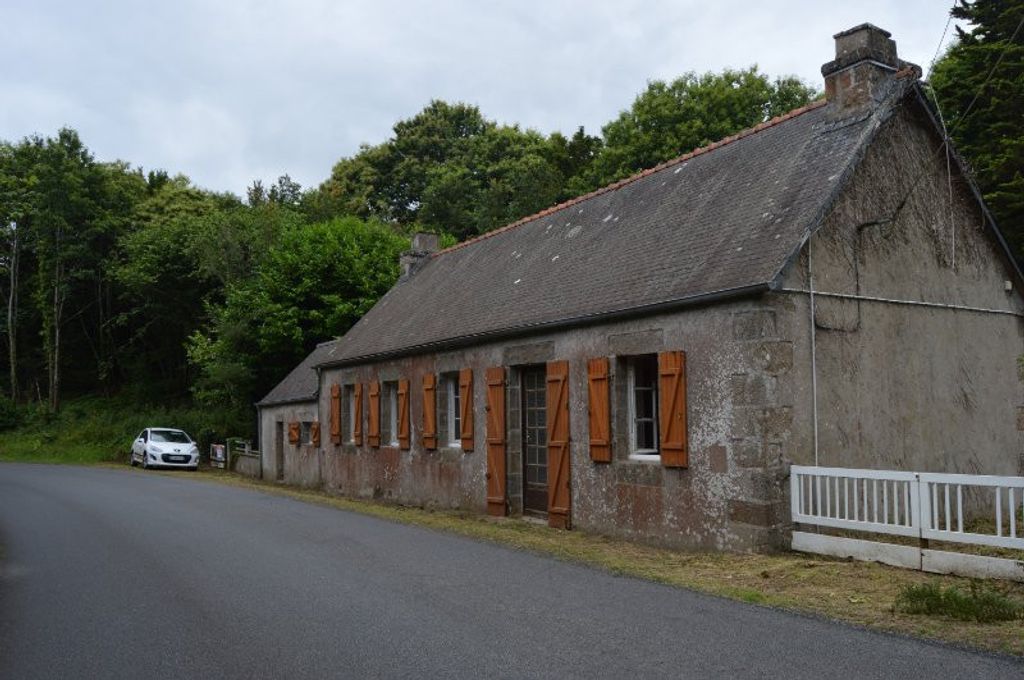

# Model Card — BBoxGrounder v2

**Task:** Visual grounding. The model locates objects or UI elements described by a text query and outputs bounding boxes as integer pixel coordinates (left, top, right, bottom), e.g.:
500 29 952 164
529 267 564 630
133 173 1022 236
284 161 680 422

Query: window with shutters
382 381 399 447
626 355 660 460
344 384 356 443
440 372 461 448
300 421 313 445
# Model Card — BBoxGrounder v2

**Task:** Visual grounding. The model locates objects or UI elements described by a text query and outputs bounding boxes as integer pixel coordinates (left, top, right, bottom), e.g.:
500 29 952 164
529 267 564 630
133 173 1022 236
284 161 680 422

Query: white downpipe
808 236 820 467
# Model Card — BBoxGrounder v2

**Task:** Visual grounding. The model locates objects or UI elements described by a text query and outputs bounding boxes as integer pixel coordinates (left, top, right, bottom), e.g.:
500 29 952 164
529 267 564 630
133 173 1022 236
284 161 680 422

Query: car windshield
150 430 191 444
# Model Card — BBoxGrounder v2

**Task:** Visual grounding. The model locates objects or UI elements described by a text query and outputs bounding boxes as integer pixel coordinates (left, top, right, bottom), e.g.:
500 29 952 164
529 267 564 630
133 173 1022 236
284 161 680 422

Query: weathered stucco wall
258 402 321 487
779 101 1024 477
319 296 794 551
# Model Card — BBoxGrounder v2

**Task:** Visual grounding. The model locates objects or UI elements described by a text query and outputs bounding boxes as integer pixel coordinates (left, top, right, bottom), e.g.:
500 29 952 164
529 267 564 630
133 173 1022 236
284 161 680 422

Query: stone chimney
399 232 440 278
821 24 921 115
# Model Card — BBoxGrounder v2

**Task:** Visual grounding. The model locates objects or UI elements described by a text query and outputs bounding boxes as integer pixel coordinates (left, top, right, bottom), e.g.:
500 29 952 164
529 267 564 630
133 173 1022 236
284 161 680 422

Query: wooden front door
522 367 548 515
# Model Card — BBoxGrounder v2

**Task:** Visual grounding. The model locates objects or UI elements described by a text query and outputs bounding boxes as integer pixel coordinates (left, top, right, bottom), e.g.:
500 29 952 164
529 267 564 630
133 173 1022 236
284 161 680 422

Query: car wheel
142 454 150 470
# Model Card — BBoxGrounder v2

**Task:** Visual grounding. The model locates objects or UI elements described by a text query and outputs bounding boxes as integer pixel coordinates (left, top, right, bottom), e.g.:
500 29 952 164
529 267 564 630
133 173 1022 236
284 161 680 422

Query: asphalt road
0 463 1021 679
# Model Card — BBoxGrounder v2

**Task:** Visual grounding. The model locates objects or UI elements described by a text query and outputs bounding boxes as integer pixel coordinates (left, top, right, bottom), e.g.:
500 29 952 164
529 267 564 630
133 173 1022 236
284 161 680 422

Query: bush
0 396 19 431
895 581 1024 623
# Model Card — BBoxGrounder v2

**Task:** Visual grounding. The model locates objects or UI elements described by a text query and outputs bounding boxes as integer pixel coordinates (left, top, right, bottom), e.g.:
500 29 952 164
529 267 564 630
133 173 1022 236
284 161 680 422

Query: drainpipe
808 235 820 467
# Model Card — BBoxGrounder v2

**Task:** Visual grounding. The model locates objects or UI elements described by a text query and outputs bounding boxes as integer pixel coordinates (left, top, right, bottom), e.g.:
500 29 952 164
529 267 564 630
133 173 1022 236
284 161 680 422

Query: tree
930 0 1024 256
0 141 36 400
580 67 818 189
548 127 604 199
310 100 591 240
26 129 105 411
114 175 298 395
188 217 408 412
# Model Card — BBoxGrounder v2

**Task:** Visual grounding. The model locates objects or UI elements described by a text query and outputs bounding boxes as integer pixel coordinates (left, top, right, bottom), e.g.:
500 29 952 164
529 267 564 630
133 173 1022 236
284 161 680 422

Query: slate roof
257 340 340 406
322 82 916 367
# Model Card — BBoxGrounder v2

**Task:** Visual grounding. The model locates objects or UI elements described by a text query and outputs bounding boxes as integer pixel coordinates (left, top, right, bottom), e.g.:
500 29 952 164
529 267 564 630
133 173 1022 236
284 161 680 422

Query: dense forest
0 0 1018 451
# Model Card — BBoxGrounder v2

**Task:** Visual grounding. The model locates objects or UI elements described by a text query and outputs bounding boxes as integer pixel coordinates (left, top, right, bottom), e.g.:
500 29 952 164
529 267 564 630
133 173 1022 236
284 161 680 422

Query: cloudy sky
1 1 957 196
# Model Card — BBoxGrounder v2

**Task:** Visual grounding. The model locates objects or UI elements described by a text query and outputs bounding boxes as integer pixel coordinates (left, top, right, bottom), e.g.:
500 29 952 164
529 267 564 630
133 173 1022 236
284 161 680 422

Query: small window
442 372 461 448
627 355 659 460
344 385 356 443
383 381 399 447
300 421 313 445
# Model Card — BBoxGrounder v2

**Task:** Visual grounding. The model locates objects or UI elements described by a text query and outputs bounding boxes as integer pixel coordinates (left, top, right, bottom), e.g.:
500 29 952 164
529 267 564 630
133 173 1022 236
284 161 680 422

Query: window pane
630 355 660 452
637 421 655 450
635 388 653 419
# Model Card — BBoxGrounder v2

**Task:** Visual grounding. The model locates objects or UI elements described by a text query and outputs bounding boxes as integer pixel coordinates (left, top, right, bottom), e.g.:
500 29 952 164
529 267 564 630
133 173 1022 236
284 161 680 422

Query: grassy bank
0 395 241 464
181 468 1024 657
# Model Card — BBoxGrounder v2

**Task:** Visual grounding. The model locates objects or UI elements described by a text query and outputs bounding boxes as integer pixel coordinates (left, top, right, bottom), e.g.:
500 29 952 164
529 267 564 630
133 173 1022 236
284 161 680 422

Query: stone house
259 24 1024 551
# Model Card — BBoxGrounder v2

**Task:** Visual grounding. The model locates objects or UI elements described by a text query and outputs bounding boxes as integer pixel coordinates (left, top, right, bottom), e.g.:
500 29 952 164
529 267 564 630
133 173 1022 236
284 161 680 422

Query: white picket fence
790 465 1024 581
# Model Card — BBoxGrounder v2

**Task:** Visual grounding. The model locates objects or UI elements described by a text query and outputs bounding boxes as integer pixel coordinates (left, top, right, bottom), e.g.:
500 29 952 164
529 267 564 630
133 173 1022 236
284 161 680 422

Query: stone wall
319 297 792 551
232 452 261 479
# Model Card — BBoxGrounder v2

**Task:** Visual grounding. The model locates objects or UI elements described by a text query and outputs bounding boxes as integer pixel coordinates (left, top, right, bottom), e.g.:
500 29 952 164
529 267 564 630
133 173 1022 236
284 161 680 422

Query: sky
0 1 960 197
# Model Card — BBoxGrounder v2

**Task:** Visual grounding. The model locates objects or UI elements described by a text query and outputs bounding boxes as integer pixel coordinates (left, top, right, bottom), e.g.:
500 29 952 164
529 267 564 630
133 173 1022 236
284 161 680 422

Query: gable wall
779 99 1024 476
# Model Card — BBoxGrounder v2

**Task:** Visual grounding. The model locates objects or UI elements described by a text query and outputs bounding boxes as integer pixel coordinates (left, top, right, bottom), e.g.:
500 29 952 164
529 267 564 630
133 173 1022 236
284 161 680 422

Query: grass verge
147 466 1024 657
895 582 1024 623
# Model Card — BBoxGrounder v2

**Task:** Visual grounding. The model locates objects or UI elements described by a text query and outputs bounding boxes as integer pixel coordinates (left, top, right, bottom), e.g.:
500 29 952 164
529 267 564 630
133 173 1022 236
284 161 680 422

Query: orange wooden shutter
368 381 381 447
546 360 571 529
422 373 437 450
658 351 689 467
329 383 341 444
459 368 474 451
397 379 410 450
587 357 611 463
485 367 506 516
353 383 363 445
288 421 300 445
311 421 321 447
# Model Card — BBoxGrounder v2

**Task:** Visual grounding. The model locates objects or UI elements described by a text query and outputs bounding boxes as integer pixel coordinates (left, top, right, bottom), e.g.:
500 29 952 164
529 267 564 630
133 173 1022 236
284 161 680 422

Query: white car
130 428 200 470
